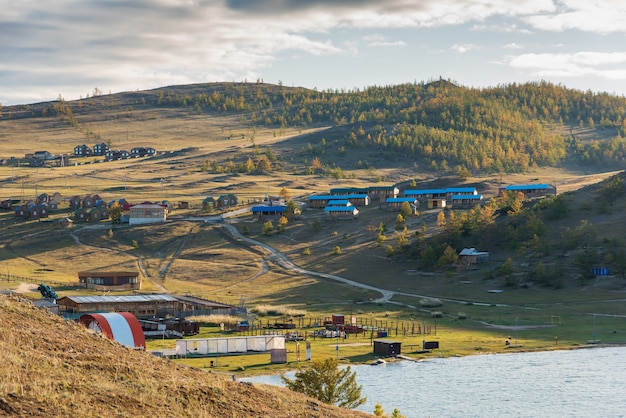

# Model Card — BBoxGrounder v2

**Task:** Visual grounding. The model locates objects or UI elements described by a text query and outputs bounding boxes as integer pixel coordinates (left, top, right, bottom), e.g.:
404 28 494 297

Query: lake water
241 346 626 417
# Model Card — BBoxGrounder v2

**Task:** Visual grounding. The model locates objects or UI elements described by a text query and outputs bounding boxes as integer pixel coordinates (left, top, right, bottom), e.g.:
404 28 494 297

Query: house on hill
74 144 92 157
252 205 286 219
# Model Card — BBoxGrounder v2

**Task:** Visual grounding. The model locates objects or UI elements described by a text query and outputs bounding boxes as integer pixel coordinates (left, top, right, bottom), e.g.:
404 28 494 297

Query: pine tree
281 358 366 408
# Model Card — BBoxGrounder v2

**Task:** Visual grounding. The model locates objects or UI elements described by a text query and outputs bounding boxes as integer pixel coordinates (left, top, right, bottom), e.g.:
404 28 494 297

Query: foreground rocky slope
0 295 370 417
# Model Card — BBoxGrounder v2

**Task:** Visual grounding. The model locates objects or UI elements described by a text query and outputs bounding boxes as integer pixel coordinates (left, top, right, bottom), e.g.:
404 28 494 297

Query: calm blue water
242 346 626 417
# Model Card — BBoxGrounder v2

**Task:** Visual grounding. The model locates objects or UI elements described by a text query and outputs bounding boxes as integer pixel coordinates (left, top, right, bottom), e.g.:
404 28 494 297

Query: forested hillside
4 80 626 176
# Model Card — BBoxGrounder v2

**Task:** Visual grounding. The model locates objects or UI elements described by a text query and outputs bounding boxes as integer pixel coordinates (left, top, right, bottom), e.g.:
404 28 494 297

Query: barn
78 312 146 349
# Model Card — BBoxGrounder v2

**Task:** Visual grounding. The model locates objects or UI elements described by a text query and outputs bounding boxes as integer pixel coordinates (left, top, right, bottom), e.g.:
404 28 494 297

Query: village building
428 197 447 209
367 185 399 201
57 294 236 319
93 143 109 156
499 184 557 198
130 146 156 158
449 194 483 209
252 205 286 219
78 271 141 290
385 197 418 212
202 196 216 211
330 187 369 196
74 144 92 157
129 203 167 225
216 193 238 209
324 204 359 219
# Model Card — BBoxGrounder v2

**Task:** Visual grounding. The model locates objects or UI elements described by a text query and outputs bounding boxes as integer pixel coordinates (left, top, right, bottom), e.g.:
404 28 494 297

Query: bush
332 246 342 255
419 298 442 308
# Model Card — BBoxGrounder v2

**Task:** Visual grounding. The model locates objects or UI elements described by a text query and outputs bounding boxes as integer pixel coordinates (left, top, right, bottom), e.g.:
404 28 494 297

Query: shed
459 248 490 264
373 339 402 357
78 312 146 349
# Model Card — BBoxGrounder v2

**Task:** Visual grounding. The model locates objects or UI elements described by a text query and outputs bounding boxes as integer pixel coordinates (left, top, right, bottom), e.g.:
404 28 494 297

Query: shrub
332 246 342 255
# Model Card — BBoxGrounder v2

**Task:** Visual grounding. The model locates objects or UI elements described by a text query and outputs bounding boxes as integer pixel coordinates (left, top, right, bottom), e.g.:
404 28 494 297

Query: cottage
30 203 49 220
129 203 167 225
74 208 89 223
78 271 141 290
216 193 238 209
69 195 82 210
1 199 12 210
74 144 92 157
202 196 216 211
93 142 109 156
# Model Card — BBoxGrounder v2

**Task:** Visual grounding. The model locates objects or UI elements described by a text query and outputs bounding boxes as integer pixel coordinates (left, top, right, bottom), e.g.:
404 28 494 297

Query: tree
109 201 122 224
281 358 366 409
436 211 446 227
332 246 342 255
279 186 291 201
400 201 412 218
285 199 300 219
262 220 274 236
394 213 405 230
277 215 288 232
374 403 407 418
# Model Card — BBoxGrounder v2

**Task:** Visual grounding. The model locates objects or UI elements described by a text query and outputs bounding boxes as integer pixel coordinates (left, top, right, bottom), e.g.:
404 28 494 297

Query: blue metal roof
327 199 350 205
324 206 358 212
252 205 286 213
386 197 417 203
404 189 448 195
450 194 483 200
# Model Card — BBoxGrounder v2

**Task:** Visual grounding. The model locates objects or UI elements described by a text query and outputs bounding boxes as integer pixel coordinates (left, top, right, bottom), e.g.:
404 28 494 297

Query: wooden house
1 199 13 210
93 142 109 156
368 185 399 201
202 196 216 211
308 195 334 209
30 203 49 220
69 195 82 210
216 193 238 209
14 204 29 219
74 208 88 223
428 198 447 209
129 203 167 225
74 144 92 157
87 207 102 222
82 194 101 208
78 271 141 290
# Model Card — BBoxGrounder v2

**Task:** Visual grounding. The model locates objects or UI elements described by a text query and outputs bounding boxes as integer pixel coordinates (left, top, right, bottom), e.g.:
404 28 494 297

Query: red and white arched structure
78 312 146 349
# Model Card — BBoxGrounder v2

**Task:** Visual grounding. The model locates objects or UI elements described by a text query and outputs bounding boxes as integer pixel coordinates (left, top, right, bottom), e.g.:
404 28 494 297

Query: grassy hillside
0 295 370 417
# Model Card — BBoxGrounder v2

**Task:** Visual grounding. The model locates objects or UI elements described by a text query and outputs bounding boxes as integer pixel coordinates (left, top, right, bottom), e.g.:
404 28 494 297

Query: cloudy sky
2 0 626 105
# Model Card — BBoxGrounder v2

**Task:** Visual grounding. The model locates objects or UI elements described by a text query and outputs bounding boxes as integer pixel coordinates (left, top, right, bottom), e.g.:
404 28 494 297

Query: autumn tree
277 215 288 232
281 358 366 409
400 201 413 218
109 201 122 224
394 213 405 230
262 220 274 236
279 186 291 201
436 211 446 227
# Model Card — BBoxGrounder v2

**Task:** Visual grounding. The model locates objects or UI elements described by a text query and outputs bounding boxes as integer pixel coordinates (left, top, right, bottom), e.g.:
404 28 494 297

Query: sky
2 0 626 106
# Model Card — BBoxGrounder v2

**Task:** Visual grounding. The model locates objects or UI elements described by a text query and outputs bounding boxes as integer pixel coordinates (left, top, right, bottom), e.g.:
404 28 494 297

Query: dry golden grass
0 295 371 417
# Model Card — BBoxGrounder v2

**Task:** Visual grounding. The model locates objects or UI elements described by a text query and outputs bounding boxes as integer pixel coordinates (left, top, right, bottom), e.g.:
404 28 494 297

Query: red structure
78 312 146 349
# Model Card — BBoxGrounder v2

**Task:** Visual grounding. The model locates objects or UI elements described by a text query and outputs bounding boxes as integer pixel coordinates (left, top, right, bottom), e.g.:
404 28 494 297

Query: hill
0 294 370 417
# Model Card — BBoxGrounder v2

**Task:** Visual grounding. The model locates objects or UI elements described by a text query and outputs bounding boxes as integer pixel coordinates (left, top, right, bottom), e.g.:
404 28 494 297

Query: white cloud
508 51 626 79
523 0 626 34
451 44 480 53
363 34 406 47
504 43 524 50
